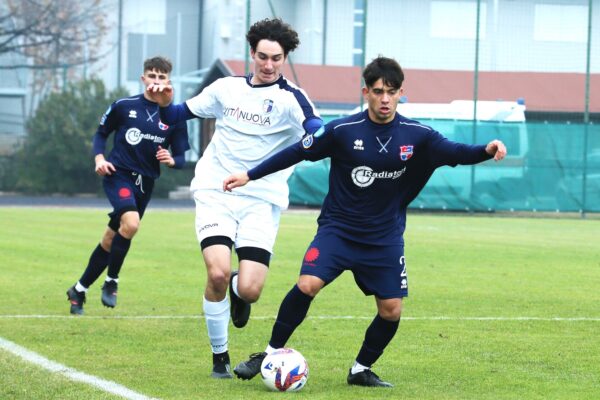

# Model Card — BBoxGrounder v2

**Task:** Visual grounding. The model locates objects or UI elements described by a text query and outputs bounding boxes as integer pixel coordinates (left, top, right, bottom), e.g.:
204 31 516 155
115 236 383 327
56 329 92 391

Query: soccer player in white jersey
146 18 323 378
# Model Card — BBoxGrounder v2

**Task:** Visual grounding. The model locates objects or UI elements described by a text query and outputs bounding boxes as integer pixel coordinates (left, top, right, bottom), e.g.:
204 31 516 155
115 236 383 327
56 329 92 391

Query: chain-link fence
240 0 599 213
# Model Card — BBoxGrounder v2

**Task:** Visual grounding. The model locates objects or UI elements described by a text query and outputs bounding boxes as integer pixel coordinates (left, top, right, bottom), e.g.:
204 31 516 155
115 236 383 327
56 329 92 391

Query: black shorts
299 230 407 299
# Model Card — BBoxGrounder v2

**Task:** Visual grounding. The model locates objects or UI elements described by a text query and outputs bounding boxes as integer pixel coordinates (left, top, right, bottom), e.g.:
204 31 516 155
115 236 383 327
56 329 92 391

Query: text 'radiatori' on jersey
125 128 167 146
351 166 407 188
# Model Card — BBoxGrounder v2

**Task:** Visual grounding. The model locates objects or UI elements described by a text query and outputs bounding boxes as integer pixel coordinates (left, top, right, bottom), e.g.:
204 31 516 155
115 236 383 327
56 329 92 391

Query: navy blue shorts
300 230 407 299
103 168 154 231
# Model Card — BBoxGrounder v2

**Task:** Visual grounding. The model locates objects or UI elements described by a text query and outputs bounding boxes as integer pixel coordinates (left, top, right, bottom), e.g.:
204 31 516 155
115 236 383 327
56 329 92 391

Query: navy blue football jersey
249 110 492 245
93 94 189 179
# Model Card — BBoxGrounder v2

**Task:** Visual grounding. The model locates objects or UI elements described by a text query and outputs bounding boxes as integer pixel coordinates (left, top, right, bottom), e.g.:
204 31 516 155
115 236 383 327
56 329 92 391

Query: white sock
231 274 240 297
75 282 88 293
351 361 369 375
203 296 230 354
105 277 119 283
265 344 277 354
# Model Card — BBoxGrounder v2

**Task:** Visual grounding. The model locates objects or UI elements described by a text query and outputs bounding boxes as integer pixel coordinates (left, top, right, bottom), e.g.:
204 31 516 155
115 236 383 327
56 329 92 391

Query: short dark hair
246 18 300 56
362 56 404 89
143 56 173 74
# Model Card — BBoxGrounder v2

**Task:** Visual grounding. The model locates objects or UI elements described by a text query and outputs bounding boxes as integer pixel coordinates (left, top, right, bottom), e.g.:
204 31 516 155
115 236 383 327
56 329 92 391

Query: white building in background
2 0 597 155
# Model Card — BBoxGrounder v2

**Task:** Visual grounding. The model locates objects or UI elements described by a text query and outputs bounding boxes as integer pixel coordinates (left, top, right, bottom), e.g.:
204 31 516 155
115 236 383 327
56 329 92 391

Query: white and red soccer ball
260 348 309 392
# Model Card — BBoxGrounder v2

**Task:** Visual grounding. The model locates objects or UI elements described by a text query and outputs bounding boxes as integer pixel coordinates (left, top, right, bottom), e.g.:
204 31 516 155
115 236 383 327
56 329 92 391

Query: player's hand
223 172 250 192
485 139 507 161
95 159 116 176
146 83 174 107
156 145 175 167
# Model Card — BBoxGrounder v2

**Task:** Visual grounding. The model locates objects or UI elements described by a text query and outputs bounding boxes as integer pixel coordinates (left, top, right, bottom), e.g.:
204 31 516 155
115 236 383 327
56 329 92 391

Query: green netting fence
289 120 600 213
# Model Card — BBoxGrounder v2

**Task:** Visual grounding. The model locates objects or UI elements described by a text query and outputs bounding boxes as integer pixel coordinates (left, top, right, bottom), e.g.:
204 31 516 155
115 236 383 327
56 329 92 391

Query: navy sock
356 314 400 367
78 244 110 287
269 285 314 349
107 233 131 279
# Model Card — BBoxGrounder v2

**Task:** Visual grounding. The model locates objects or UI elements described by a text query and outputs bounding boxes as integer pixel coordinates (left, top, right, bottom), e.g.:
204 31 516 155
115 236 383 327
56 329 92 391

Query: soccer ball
260 348 309 392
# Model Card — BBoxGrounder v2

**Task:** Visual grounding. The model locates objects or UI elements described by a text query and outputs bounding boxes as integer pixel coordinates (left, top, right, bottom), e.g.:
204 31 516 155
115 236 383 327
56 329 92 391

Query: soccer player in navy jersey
66 56 190 316
146 18 323 379
224 56 507 387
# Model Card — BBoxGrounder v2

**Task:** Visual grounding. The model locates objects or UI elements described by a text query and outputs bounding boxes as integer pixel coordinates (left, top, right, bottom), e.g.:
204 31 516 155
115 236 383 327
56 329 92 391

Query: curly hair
362 56 404 89
246 18 300 56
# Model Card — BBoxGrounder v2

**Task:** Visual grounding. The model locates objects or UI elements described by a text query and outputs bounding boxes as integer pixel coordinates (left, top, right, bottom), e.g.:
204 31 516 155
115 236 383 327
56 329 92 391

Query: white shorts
193 189 281 253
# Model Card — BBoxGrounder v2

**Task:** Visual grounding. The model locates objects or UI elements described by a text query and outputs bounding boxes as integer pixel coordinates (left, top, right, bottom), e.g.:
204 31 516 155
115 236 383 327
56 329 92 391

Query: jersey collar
246 74 285 88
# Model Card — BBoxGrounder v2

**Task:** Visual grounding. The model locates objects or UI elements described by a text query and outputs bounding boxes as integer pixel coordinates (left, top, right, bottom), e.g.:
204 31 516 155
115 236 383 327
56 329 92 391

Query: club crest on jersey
302 134 314 149
158 120 169 130
263 99 274 114
400 145 414 161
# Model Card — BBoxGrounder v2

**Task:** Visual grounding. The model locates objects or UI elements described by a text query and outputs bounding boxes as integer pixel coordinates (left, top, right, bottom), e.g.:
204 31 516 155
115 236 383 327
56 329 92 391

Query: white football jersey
187 75 319 208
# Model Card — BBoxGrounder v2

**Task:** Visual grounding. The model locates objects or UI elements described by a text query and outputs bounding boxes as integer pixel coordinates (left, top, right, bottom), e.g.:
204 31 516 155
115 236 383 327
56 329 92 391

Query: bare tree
0 0 111 111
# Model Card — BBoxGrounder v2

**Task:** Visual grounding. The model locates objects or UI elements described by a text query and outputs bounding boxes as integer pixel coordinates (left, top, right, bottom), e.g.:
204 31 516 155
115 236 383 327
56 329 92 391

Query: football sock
75 282 88 293
105 277 118 283
356 314 400 368
231 273 240 297
203 296 230 354
78 244 110 287
351 361 369 375
269 285 313 349
265 344 277 354
106 233 131 280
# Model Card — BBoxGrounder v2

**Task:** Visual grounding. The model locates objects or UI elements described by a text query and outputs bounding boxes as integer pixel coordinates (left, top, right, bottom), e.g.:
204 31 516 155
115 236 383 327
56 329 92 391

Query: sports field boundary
0 336 159 400
1 314 599 321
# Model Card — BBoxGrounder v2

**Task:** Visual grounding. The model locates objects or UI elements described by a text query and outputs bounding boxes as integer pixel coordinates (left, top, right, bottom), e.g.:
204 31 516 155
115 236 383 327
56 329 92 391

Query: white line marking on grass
0 336 159 400
1 314 600 321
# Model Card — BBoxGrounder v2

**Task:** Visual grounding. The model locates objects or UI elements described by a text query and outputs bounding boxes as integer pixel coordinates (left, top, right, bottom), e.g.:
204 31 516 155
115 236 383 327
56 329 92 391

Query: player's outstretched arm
223 172 250 192
146 83 174 107
485 139 507 161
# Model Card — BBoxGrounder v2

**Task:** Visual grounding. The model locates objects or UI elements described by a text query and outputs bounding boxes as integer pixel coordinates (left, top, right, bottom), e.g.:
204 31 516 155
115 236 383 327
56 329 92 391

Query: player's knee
296 280 321 297
100 230 116 251
207 269 229 293
380 309 402 321
378 304 402 321
118 211 140 238
238 282 263 303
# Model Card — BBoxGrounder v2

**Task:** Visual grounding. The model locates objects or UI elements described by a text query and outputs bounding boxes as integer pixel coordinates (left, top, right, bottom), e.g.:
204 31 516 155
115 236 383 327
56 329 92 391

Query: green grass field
1 207 599 399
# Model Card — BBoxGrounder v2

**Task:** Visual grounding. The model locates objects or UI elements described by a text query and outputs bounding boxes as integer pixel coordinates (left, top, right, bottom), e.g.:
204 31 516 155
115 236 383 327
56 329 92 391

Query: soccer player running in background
66 56 190 315
223 56 507 387
146 18 322 379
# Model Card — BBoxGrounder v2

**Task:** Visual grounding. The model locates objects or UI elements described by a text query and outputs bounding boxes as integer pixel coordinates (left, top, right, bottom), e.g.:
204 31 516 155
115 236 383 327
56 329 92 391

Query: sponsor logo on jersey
302 134 314 149
263 99 274 113
125 127 166 146
400 145 414 160
353 139 364 151
158 120 169 130
128 110 137 119
351 165 407 188
223 106 271 126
